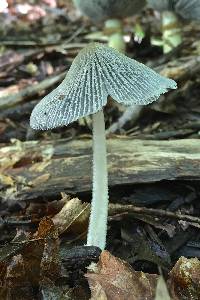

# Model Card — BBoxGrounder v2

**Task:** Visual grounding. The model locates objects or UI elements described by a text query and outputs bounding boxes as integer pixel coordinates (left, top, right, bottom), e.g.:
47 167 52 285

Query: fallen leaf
35 216 58 240
52 197 90 235
0 262 7 286
0 217 62 298
17 218 59 287
6 254 28 287
0 231 28 263
5 254 36 299
121 223 171 268
86 250 158 300
40 279 71 300
168 256 200 300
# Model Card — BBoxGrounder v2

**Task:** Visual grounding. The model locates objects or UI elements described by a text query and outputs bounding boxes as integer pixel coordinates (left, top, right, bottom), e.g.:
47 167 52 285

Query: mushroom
30 43 177 250
73 0 146 53
148 0 200 53
73 0 148 134
108 0 200 132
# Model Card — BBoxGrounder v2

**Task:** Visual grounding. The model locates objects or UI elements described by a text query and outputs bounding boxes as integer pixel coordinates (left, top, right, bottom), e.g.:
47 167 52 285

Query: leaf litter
0 0 200 299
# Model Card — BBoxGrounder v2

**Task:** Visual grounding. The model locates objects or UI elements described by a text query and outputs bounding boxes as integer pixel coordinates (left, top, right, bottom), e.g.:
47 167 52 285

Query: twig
0 71 66 110
0 40 87 48
0 49 43 73
60 26 85 46
106 104 142 134
109 204 200 225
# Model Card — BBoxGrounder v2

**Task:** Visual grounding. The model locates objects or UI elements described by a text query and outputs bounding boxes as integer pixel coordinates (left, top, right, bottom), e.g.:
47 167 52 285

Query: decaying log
0 138 199 201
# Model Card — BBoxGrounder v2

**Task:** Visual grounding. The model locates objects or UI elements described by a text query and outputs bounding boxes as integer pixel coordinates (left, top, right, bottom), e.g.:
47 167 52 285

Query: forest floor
0 1 200 299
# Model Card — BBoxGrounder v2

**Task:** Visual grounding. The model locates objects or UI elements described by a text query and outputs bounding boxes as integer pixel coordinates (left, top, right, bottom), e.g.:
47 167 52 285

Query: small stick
109 203 200 225
0 72 66 110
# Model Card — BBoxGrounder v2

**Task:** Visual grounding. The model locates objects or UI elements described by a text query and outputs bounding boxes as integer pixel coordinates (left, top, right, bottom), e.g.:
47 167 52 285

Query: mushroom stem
87 109 108 250
105 19 126 53
162 11 182 54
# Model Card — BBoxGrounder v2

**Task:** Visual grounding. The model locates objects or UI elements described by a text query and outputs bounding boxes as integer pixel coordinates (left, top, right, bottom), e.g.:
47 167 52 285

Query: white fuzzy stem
87 110 108 250
162 11 182 54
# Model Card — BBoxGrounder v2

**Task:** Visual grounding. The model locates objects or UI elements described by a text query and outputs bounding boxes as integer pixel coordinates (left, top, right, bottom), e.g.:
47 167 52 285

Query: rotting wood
0 138 200 201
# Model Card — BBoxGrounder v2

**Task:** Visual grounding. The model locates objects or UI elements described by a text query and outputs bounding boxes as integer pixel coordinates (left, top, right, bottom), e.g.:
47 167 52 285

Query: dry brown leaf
52 196 90 235
86 250 158 300
35 216 58 240
20 217 60 286
5 254 36 299
37 218 61 280
0 218 61 298
6 254 28 287
168 256 200 300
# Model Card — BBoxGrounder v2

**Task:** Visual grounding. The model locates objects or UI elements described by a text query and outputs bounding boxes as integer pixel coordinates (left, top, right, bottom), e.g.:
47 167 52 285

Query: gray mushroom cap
73 0 146 22
30 43 177 130
148 0 200 20
147 0 175 12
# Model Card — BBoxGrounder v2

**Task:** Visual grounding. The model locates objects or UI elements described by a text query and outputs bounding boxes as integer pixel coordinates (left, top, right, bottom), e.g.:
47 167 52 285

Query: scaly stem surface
162 11 182 54
87 110 108 250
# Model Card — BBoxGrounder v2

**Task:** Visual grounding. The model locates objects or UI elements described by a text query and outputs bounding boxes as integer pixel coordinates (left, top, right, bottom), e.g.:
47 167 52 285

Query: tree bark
0 138 199 201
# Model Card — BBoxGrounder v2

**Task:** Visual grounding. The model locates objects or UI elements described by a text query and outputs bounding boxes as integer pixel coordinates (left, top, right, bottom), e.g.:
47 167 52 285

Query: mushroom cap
30 43 177 130
148 0 200 20
176 0 200 20
147 0 175 12
73 0 146 22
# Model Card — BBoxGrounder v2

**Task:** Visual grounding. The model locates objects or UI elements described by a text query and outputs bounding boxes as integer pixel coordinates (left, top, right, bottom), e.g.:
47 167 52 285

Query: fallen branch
0 71 66 110
0 138 200 201
109 204 200 225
